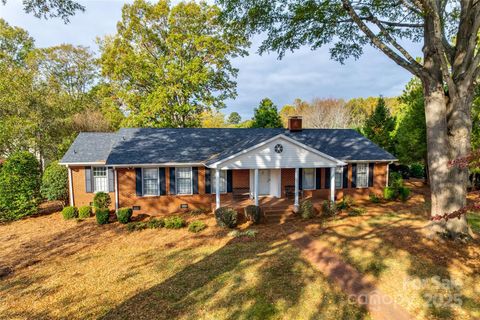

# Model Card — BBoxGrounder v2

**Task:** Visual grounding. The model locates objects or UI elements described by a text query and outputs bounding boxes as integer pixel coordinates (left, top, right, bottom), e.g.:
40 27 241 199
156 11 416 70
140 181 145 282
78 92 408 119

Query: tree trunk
423 85 471 235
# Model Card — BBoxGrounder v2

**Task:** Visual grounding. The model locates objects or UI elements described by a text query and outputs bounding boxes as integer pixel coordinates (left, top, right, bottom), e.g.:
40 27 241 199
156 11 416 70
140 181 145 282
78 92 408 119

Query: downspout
68 166 74 207
115 168 119 212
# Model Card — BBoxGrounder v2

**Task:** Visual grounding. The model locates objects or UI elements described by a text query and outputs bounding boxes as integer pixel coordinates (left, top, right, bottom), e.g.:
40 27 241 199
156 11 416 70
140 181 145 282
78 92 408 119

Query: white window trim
356 163 369 189
175 167 193 195
92 166 109 194
211 169 228 194
335 167 343 189
302 168 316 190
142 167 159 197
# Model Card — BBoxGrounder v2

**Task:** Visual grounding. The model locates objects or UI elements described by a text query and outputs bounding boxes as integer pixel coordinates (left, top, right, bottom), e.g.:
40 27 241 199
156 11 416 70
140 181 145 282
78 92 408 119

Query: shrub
116 207 133 224
189 207 209 215
398 186 411 202
164 216 186 229
188 220 207 233
299 199 315 219
410 163 424 179
62 206 78 220
95 208 110 225
321 200 337 217
0 151 41 221
389 172 404 188
147 218 164 229
93 192 111 209
244 205 262 224
369 193 381 203
228 229 258 238
127 218 164 231
78 206 92 219
215 207 238 228
348 207 366 216
40 161 68 202
127 221 147 232
337 196 354 210
383 187 397 200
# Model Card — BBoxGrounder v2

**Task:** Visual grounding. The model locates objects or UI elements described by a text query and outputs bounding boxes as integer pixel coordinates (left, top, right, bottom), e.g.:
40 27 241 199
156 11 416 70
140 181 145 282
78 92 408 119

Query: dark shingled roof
60 132 119 164
60 128 396 165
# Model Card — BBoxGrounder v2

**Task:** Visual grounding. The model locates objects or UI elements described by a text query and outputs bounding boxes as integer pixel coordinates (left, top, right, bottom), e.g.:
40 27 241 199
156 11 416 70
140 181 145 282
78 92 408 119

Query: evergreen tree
251 98 283 128
362 97 395 153
227 112 241 125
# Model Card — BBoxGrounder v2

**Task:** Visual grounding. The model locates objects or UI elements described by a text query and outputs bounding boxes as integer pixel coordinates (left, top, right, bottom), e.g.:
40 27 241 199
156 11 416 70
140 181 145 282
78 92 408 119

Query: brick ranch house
60 117 397 215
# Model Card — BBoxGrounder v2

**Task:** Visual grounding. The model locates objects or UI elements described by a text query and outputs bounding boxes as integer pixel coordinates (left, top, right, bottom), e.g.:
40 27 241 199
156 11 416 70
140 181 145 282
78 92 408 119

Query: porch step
263 207 296 223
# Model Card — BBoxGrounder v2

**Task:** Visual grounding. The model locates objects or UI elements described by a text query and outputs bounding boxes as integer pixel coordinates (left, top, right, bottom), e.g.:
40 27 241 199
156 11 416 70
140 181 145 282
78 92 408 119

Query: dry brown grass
1 181 479 320
0 212 365 319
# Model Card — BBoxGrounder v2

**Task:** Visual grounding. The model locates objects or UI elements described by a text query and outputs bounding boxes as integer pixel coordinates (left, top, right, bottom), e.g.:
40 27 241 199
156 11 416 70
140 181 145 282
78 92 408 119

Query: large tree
251 98 283 128
219 0 480 235
100 0 248 128
362 97 396 153
1 0 84 22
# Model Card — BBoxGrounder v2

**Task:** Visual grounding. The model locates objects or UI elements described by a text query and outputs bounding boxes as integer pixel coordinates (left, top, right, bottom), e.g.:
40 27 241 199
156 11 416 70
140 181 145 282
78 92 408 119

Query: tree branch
341 0 426 78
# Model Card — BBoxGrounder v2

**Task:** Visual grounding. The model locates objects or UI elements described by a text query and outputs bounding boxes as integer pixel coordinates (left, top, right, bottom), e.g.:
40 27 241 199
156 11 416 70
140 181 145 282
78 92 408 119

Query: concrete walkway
283 226 413 320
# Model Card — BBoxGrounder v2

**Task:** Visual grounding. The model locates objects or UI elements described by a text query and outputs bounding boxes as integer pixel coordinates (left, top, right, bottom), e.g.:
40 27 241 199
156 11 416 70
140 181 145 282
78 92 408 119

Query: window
93 167 108 193
176 167 192 195
302 168 315 190
211 169 227 193
335 167 343 189
143 168 159 196
356 163 368 188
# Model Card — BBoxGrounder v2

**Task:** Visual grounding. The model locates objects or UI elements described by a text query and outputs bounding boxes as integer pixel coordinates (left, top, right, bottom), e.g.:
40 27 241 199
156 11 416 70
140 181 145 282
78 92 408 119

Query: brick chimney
288 116 302 132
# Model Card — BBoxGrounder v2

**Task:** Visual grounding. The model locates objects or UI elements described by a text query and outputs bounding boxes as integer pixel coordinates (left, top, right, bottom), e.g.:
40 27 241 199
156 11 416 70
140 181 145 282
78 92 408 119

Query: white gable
211 136 343 169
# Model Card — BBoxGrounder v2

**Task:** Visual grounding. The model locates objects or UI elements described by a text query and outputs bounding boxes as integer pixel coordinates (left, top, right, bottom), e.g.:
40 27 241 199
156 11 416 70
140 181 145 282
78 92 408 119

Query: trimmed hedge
299 199 315 219
215 207 237 228
62 206 78 220
244 205 262 224
93 192 111 209
78 206 92 219
95 208 110 225
116 207 133 224
164 216 186 229
188 220 207 233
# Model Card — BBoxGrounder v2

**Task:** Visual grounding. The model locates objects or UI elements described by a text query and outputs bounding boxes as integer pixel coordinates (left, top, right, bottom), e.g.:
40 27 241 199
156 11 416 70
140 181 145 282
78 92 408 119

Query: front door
258 169 270 195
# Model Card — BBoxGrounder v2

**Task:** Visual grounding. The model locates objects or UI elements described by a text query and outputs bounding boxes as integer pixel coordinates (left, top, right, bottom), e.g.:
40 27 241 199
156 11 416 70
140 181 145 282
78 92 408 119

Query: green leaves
251 98 283 128
100 0 248 128
362 97 395 153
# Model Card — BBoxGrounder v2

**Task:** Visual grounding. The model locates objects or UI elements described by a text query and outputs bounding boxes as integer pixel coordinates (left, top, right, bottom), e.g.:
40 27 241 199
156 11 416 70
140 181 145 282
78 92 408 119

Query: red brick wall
70 166 115 209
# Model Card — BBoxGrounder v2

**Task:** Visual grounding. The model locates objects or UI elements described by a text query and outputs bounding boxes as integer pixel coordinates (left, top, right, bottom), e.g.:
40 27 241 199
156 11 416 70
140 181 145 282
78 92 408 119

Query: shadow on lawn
101 236 368 320
313 196 480 319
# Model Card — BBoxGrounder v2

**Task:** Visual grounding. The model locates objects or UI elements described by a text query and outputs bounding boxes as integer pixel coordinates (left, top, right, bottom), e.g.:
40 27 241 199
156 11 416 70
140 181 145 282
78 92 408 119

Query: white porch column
114 169 119 211
215 169 221 209
254 168 259 206
330 166 336 202
294 167 299 210
67 166 74 207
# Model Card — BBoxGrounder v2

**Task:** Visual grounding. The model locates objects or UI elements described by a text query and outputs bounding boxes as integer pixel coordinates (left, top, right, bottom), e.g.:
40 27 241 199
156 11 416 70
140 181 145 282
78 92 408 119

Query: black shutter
159 168 166 195
351 164 357 188
169 167 176 195
192 167 199 194
343 166 348 189
108 168 114 192
299 168 303 190
85 167 93 193
135 168 142 196
325 168 330 189
227 170 233 193
368 163 375 187
205 168 211 194
315 168 321 190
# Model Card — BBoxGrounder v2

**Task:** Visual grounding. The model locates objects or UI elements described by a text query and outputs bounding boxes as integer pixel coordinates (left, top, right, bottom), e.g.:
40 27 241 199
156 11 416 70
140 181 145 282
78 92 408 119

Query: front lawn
0 213 366 319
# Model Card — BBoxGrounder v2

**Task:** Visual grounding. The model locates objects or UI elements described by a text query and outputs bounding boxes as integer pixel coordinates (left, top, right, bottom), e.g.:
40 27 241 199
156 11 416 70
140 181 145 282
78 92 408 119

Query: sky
1 0 422 119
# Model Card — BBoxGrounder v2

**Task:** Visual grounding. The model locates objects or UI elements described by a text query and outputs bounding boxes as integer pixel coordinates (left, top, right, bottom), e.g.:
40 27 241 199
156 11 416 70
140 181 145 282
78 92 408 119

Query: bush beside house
96 208 110 225
116 207 133 224
215 207 237 228
62 206 78 220
78 206 92 219
40 161 68 202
